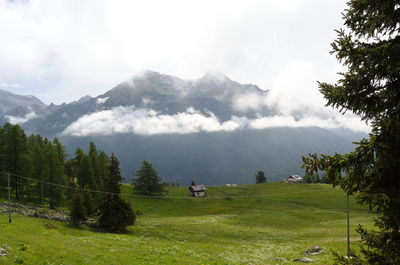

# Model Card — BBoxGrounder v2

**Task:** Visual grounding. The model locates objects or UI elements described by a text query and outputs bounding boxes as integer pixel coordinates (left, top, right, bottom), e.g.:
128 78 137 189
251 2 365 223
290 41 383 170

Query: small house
287 175 303 183
188 185 206 197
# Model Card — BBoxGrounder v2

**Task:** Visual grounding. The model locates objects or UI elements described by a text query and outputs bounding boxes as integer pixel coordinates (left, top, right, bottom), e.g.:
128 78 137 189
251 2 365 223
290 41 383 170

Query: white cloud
5 111 37 124
0 83 23 88
62 106 370 137
96 97 109 104
0 0 347 106
62 107 240 136
232 92 270 112
246 114 369 133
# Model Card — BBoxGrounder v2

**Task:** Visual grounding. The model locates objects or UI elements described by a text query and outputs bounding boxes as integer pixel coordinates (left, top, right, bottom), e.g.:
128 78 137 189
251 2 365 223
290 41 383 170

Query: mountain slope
0 89 49 125
0 71 367 184
21 71 275 136
61 126 362 185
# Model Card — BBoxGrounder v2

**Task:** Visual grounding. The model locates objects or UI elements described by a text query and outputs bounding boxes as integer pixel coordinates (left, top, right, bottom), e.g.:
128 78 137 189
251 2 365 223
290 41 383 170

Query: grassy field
0 183 373 265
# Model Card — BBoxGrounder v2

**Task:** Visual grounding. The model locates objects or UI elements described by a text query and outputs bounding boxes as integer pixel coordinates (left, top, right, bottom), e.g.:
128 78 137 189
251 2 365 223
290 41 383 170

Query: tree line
0 122 163 232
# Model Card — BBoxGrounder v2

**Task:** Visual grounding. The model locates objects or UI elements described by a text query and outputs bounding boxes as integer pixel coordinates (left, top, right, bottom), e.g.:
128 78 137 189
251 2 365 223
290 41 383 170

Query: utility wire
3 172 324 200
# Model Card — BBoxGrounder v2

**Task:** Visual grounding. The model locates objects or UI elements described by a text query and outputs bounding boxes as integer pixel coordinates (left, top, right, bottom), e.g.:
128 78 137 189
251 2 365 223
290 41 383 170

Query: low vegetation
1 183 373 264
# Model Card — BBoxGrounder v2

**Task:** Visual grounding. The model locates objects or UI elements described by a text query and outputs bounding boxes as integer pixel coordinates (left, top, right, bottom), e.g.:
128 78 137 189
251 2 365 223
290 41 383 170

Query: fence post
347 193 350 257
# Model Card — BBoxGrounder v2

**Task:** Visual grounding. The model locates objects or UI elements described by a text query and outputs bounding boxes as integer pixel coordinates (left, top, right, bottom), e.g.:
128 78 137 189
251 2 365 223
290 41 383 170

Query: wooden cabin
287 175 303 183
188 185 206 197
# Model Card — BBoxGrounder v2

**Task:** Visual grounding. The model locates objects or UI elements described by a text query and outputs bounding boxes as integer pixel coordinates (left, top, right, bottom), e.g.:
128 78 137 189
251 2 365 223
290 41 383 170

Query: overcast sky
1 0 348 110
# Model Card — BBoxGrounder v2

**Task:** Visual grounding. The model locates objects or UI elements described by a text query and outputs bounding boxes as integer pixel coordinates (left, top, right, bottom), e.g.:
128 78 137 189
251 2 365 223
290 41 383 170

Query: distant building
188 185 207 197
225 184 238 187
287 175 303 183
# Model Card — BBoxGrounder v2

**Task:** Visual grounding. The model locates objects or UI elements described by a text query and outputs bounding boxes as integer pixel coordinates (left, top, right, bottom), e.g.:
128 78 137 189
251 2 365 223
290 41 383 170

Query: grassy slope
0 183 373 265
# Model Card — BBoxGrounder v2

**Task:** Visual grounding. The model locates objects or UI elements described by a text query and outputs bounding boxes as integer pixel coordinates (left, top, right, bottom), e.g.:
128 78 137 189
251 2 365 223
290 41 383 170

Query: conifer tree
70 190 86 227
98 153 135 232
3 123 28 200
132 160 164 195
302 1 400 263
255 171 267 184
88 142 101 190
82 188 95 216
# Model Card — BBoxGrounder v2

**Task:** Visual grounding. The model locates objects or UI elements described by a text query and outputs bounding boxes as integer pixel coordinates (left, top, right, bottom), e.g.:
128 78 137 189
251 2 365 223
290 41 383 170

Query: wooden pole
347 193 350 257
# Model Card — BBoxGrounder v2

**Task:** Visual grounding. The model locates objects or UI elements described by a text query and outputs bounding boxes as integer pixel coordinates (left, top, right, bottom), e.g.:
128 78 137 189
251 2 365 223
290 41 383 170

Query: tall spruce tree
302 1 400 264
132 160 164 195
98 153 135 232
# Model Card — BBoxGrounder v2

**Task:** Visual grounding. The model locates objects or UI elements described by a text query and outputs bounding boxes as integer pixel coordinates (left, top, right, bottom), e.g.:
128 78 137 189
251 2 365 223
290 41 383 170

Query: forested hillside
0 123 109 209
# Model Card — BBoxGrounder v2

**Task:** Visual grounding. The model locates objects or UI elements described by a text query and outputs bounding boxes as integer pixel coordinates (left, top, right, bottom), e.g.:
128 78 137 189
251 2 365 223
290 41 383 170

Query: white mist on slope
5 111 37 124
62 107 240 136
62 105 369 137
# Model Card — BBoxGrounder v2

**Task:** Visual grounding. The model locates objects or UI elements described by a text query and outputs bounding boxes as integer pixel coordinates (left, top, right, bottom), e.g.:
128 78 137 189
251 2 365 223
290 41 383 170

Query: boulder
0 248 8 257
293 257 313 263
305 246 324 256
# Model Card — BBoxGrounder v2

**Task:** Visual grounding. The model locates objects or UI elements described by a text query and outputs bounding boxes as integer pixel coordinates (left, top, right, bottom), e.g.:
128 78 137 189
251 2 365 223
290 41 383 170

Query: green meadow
0 183 373 265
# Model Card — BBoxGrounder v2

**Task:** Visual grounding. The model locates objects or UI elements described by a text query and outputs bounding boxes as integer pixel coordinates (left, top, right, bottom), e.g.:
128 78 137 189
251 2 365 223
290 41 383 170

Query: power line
3 172 324 200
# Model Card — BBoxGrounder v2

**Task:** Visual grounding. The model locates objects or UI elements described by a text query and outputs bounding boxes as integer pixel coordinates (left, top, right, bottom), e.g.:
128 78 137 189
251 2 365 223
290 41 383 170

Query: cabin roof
188 185 206 192
288 175 303 180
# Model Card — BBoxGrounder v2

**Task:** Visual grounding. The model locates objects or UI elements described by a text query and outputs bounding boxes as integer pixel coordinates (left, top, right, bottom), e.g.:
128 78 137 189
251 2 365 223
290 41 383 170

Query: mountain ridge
0 71 366 184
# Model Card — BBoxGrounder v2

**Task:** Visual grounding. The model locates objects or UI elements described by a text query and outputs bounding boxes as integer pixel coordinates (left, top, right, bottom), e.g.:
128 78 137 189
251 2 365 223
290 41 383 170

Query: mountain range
0 71 366 185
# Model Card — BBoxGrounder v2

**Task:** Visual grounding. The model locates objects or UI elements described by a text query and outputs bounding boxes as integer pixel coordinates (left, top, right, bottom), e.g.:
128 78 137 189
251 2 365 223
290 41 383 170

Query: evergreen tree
132 160 164 195
98 153 135 232
3 123 28 200
70 190 86 227
191 180 196 186
88 142 101 190
82 188 95 217
97 151 109 191
302 1 400 263
255 171 267 184
75 152 95 190
48 138 67 209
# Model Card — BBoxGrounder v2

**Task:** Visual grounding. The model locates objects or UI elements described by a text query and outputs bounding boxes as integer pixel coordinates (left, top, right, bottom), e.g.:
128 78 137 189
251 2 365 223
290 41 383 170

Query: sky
1 0 369 133
0 0 348 103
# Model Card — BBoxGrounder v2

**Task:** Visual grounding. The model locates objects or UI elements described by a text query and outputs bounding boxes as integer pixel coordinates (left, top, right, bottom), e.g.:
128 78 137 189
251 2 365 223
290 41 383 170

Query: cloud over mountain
62 107 239 136
62 106 369 137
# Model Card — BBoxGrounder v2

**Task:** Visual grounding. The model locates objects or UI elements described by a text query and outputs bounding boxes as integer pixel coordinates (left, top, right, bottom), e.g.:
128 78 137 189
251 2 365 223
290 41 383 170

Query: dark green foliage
191 180 196 186
2 123 28 200
99 153 136 232
72 143 109 193
302 1 400 263
82 189 95 216
105 153 122 193
70 190 86 227
0 123 109 212
303 174 321 183
76 153 95 189
98 196 136 232
132 160 164 195
255 171 267 184
61 127 363 186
